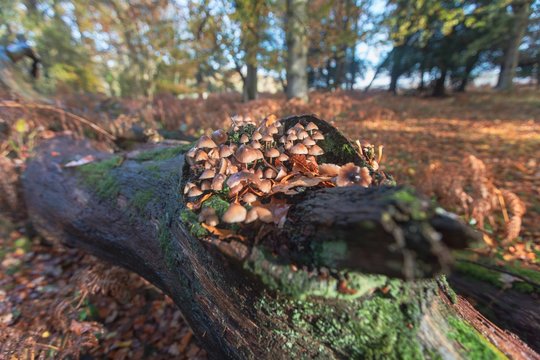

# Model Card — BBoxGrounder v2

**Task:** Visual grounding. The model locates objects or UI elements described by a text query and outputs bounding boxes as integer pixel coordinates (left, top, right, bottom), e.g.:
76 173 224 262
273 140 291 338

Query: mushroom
218 158 229 174
242 192 258 204
219 145 234 158
235 145 260 168
211 129 228 145
250 140 262 149
201 180 211 191
267 125 279 135
335 163 371 187
198 207 216 222
197 135 217 149
296 130 309 140
222 203 247 223
287 133 298 142
306 122 318 133
211 174 226 191
275 167 288 181
187 186 203 197
309 145 324 156
240 133 250 144
194 150 208 162
183 182 196 194
257 179 272 194
245 208 259 224
265 148 280 164
208 148 220 160
254 206 273 223
264 168 277 179
278 153 289 162
303 138 316 146
289 143 308 155
252 131 263 141
312 131 325 141
319 163 341 177
200 168 216 180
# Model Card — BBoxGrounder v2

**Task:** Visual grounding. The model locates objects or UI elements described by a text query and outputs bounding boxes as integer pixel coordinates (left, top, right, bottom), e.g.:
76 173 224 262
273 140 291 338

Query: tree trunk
21 116 540 359
389 48 402 94
457 55 479 93
285 0 308 102
496 0 532 91
433 67 448 97
243 63 257 101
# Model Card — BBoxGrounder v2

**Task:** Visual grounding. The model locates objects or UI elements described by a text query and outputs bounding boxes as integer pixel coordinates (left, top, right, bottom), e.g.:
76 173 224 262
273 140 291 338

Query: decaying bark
22 116 540 359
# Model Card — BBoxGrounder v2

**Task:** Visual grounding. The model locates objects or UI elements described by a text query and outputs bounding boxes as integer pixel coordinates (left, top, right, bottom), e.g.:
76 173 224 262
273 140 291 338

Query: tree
21 115 540 359
285 0 309 101
497 0 534 90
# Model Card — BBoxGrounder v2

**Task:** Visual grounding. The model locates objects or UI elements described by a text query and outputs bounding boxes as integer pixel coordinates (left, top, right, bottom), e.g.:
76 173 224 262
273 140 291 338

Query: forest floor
0 88 539 358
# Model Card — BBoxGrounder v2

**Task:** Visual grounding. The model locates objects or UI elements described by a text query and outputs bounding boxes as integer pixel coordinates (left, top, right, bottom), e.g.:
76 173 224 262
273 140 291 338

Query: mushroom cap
200 168 216 180
245 208 259 224
284 141 294 150
250 140 262 149
235 145 260 164
222 203 247 223
265 148 280 158
312 131 325 141
319 163 341 177
211 174 226 191
261 134 274 142
309 144 324 156
275 167 288 181
200 180 211 191
194 150 208 162
252 131 262 140
254 206 273 223
306 122 318 131
242 192 258 204
218 158 229 174
197 135 217 149
267 125 279 135
336 163 371 187
257 179 272 193
303 138 316 146
183 182 195 194
264 168 277 179
287 133 298 141
208 148 220 160
240 134 250 144
278 153 289 162
187 186 203 197
289 143 308 155
211 129 228 145
219 145 234 158
296 130 309 140
226 170 254 188
205 214 219 227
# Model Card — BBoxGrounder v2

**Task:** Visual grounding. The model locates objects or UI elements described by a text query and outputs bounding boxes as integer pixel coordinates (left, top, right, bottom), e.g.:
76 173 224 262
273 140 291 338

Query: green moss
131 190 155 213
135 144 192 162
180 210 208 238
77 156 122 199
437 275 457 303
202 195 230 218
390 188 428 220
311 240 348 268
455 261 503 288
447 316 507 359
256 282 429 359
158 216 174 268
228 124 256 144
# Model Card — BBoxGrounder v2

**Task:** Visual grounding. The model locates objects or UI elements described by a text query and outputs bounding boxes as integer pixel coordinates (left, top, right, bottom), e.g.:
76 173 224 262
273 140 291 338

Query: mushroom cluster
183 115 375 229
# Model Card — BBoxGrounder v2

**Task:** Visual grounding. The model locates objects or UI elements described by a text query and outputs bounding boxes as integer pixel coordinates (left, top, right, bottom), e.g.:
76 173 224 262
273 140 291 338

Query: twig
0 100 116 141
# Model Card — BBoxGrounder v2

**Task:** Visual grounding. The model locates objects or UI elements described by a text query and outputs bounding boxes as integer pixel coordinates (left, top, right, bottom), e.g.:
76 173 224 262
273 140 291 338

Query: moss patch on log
77 156 122 199
135 144 192 162
257 281 432 359
158 215 175 268
447 315 507 359
180 209 208 238
131 189 155 213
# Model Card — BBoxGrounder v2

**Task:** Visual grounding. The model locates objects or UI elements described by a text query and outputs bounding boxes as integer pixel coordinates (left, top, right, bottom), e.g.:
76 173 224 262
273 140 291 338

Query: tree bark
496 0 532 91
285 0 309 101
433 67 448 97
21 116 540 359
243 63 257 101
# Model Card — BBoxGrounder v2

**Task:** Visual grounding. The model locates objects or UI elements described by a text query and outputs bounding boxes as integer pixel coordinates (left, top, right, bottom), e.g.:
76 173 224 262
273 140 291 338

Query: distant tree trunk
433 67 447 97
388 47 402 94
496 0 532 91
285 0 308 102
243 63 257 101
457 55 479 93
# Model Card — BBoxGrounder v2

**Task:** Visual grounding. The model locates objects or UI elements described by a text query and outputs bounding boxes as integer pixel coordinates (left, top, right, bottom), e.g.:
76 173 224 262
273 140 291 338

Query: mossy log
22 116 539 359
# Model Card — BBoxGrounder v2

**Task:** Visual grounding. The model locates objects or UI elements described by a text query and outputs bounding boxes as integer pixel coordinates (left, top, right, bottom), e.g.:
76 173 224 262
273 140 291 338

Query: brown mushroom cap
201 180 211 191
257 179 272 193
289 143 308 155
222 203 247 223
187 186 203 197
211 129 228 145
200 169 216 180
254 206 273 223
261 134 274 143
287 133 298 141
278 153 289 162
303 138 316 146
275 167 288 181
240 134 250 144
183 182 196 194
265 148 280 159
296 130 309 140
252 131 263 140
197 135 217 149
267 125 279 135
206 214 219 227
312 131 325 141
235 145 260 164
306 122 318 132
219 145 234 158
250 140 262 149
319 163 341 177
194 150 208 162
211 174 226 191
242 192 258 204
264 168 277 179
245 208 259 223
309 144 324 156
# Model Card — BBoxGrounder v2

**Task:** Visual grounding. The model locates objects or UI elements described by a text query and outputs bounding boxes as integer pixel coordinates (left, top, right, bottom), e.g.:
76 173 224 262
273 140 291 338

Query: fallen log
22 115 539 359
